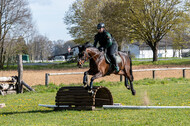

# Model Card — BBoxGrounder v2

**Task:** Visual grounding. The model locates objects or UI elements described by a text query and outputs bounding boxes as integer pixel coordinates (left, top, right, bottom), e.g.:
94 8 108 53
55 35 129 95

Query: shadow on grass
0 110 55 115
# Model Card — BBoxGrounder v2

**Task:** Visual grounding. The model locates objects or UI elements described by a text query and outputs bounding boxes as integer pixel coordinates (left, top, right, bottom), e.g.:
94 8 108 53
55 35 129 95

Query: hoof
126 85 131 90
83 81 87 85
83 85 89 90
88 90 94 96
132 90 136 96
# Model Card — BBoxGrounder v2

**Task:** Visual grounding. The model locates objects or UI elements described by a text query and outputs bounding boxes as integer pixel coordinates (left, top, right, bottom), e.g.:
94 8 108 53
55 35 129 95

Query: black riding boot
110 54 119 72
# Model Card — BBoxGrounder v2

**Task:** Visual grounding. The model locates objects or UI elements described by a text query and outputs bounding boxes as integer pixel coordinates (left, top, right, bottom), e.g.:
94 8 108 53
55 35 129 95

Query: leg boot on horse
83 71 89 89
88 72 103 96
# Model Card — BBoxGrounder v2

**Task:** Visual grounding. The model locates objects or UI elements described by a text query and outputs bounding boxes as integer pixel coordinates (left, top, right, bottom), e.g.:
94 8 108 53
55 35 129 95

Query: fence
45 67 190 86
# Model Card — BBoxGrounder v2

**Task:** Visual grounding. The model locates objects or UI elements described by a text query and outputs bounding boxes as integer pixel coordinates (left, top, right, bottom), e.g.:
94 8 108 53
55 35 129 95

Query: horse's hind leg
124 76 130 90
125 69 136 95
129 80 136 95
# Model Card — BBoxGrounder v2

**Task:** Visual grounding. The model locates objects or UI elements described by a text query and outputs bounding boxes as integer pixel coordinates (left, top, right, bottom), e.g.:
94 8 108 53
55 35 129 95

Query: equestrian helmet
97 23 105 29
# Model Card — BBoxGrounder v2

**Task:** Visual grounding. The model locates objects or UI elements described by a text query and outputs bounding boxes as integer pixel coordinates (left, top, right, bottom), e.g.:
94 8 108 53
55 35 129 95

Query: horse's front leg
83 71 89 89
88 72 103 95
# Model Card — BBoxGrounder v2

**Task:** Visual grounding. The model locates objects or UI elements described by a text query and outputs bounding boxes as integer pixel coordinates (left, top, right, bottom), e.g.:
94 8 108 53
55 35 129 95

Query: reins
84 49 102 61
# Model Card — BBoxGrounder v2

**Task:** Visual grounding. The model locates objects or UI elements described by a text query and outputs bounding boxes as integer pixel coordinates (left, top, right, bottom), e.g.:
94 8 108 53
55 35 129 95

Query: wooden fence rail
45 68 190 86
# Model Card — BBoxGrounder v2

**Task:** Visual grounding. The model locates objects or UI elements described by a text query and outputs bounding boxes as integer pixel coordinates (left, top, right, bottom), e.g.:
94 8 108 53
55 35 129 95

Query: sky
28 0 76 42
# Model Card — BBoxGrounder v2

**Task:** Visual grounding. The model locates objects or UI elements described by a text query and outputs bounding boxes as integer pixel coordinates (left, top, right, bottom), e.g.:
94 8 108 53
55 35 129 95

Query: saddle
104 52 122 75
104 53 122 64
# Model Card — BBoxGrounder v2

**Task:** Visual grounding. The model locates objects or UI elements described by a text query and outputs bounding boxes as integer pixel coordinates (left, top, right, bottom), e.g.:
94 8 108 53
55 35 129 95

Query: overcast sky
28 0 76 41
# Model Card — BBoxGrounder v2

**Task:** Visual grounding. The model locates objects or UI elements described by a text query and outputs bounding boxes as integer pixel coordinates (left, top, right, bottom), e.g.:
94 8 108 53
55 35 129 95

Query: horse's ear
78 45 83 51
84 42 93 48
71 45 80 50
85 42 89 45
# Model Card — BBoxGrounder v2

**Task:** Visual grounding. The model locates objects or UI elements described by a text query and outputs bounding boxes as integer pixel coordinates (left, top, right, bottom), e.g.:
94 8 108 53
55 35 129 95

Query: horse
77 42 136 96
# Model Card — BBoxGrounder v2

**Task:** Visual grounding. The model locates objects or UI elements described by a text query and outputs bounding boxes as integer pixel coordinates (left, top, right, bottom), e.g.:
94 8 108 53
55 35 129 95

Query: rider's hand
98 47 104 52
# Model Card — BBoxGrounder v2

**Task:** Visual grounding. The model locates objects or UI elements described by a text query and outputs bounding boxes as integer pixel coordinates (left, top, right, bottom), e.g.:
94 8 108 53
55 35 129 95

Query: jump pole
103 105 190 109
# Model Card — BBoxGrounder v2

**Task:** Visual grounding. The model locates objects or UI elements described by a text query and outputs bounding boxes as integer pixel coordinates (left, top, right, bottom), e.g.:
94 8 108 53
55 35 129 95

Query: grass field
4 57 190 70
0 78 190 126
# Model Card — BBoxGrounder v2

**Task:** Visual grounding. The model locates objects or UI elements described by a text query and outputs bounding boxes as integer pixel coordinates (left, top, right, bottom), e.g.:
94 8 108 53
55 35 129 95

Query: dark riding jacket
93 30 116 49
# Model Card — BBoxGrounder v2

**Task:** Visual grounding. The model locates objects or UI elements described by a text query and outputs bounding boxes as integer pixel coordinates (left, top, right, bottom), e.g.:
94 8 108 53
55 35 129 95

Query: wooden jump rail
0 76 17 95
0 55 35 96
55 86 113 110
45 67 190 86
45 72 84 86
133 67 190 79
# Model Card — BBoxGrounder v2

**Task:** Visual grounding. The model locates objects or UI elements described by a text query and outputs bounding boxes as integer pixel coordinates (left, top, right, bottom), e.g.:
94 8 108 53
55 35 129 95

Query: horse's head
77 42 93 68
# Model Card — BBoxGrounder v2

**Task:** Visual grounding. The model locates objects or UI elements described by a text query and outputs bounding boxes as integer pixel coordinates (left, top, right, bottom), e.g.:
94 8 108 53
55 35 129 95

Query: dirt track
0 65 190 86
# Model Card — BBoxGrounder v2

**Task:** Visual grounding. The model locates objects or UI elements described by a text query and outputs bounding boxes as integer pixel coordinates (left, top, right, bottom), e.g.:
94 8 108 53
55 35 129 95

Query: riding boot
110 54 119 72
114 63 119 73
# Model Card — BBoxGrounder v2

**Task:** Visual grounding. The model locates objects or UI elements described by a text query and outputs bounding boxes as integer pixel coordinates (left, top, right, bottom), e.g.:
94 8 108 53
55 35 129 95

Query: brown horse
77 42 136 96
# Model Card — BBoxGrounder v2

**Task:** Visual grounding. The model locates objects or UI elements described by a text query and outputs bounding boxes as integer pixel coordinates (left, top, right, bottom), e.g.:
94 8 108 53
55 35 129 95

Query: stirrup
115 66 119 72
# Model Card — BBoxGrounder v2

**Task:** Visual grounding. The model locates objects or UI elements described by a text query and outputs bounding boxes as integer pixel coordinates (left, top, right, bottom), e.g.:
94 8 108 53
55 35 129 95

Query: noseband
79 49 100 62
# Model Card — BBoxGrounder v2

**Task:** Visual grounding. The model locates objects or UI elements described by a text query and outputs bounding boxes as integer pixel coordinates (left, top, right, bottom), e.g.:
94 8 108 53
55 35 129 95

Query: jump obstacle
39 85 190 110
40 86 113 110
0 55 34 96
103 105 190 109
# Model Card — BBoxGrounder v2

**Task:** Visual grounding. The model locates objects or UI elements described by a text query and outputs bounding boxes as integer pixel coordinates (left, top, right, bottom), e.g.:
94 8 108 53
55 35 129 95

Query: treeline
1 0 190 69
64 0 190 61
0 0 74 69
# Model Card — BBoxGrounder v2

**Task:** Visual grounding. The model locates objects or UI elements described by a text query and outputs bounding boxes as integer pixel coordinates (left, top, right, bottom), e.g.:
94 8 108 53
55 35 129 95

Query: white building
54 56 65 61
122 41 190 58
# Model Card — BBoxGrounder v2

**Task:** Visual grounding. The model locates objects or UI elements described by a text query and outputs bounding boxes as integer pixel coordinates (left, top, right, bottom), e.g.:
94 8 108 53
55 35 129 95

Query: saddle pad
104 53 122 64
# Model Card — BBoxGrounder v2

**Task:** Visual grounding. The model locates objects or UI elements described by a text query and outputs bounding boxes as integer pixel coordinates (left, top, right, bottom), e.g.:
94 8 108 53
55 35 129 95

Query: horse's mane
80 42 101 55
83 42 93 48
83 42 99 51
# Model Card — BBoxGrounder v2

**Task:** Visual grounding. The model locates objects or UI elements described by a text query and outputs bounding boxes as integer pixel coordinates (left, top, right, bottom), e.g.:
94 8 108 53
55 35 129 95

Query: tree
168 15 190 57
15 36 28 54
28 35 52 61
100 0 129 50
0 0 32 68
116 0 184 61
65 0 187 61
52 40 65 56
62 40 77 54
64 0 122 44
52 40 77 56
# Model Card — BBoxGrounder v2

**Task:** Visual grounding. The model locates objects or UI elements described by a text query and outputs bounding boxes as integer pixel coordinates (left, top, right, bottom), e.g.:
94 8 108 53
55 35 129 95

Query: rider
93 23 119 72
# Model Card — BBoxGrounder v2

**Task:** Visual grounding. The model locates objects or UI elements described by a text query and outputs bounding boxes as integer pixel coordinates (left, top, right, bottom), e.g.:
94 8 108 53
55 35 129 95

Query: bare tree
28 35 52 61
0 0 32 68
52 40 65 56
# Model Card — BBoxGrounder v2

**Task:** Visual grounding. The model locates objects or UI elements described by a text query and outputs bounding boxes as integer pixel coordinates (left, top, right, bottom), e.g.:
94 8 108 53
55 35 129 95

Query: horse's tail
129 52 134 81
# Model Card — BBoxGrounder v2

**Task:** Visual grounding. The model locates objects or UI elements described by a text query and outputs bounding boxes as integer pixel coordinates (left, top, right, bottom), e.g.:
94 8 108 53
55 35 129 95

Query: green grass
132 58 190 66
3 58 190 70
5 62 89 70
0 78 190 125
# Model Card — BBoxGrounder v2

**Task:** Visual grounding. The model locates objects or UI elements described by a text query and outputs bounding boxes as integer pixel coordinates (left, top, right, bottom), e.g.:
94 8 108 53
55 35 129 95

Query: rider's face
98 28 104 33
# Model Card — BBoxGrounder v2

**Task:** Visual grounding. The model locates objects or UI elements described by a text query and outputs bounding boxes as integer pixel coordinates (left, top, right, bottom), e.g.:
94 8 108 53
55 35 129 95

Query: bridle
78 49 101 65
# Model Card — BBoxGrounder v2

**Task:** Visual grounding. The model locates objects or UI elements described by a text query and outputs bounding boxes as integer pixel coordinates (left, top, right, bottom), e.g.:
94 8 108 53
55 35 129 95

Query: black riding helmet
97 23 105 29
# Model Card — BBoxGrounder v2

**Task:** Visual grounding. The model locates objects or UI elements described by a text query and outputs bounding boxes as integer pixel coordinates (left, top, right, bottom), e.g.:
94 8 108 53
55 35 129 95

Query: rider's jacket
93 30 116 49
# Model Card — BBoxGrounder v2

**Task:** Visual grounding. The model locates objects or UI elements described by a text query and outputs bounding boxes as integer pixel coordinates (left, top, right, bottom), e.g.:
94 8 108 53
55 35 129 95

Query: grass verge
0 78 190 125
3 58 190 70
